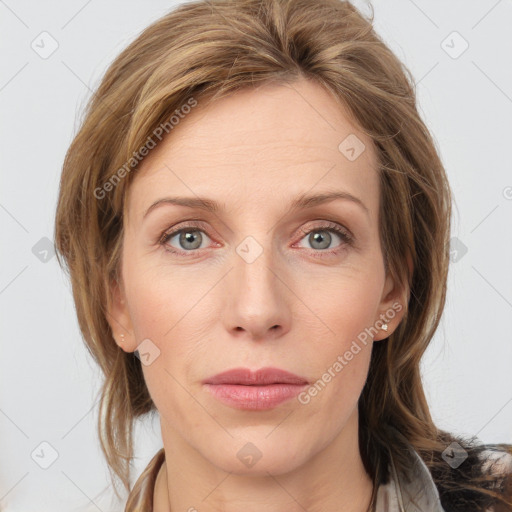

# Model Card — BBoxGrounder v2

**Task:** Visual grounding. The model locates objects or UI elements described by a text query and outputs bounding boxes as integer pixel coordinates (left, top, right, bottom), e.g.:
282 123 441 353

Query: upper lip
202 367 309 385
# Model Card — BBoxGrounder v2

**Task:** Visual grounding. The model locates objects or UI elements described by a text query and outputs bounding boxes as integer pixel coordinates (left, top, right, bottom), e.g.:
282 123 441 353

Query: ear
372 251 412 341
106 276 137 353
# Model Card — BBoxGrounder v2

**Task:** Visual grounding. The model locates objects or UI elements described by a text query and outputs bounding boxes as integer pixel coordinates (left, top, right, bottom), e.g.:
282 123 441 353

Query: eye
294 222 353 255
159 221 213 254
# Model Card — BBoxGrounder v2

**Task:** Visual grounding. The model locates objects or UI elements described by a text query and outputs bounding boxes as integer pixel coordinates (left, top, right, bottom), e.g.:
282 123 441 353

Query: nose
223 242 292 341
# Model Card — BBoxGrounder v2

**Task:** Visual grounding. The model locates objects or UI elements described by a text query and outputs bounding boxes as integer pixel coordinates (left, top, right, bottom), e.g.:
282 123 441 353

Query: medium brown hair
54 0 511 509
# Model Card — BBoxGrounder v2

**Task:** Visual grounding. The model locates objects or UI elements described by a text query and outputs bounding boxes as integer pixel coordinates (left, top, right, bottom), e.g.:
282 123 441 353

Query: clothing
378 442 512 511
375 437 446 511
127 442 512 511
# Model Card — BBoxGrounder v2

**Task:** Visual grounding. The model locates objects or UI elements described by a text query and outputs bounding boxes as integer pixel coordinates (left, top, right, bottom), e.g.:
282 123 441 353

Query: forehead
126 79 379 222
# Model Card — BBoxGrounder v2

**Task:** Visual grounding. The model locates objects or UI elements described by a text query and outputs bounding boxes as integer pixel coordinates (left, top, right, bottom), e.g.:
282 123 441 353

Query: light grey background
1 1 511 510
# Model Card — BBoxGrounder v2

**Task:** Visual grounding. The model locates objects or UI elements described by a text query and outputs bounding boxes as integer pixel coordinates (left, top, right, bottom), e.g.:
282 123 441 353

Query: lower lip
204 383 308 410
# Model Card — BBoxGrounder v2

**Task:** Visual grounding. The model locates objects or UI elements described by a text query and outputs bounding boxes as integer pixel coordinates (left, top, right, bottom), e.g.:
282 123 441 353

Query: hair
54 0 512 510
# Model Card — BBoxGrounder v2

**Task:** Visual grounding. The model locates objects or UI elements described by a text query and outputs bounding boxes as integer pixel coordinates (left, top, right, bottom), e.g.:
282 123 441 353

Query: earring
381 323 388 332
120 333 125 343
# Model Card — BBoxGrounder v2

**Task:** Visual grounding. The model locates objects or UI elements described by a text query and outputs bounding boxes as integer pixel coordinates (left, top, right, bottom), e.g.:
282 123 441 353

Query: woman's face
109 77 405 476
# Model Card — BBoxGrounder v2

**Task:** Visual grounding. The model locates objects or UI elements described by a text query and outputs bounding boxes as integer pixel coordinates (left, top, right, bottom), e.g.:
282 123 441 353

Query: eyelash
158 220 354 257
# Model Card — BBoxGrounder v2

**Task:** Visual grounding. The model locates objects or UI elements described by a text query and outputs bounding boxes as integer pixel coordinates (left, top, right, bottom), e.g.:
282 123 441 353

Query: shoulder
379 434 512 512
479 447 512 511
479 447 512 476
433 443 512 512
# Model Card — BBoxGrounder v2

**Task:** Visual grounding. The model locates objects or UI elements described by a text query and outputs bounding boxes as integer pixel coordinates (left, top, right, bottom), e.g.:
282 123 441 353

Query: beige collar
375 440 446 512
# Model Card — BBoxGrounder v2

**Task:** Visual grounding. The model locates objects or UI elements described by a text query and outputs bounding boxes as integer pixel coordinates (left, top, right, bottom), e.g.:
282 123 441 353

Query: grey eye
167 229 209 251
307 231 333 250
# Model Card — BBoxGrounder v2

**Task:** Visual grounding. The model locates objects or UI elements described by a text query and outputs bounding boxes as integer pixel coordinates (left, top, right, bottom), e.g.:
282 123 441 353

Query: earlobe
373 314 392 342
106 277 137 352
373 266 410 342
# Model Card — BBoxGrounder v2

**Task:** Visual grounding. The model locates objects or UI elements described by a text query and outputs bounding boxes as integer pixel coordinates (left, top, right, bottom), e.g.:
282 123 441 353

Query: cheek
124 257 204 342
123 260 214 393
124 270 206 428
293 269 382 409
296 262 384 346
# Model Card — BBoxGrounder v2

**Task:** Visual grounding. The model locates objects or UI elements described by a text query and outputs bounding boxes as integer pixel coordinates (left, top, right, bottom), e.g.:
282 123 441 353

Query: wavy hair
54 0 512 509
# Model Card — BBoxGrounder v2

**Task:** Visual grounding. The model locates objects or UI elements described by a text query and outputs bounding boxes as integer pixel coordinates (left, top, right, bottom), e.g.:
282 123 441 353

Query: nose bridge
225 233 289 337
234 234 280 303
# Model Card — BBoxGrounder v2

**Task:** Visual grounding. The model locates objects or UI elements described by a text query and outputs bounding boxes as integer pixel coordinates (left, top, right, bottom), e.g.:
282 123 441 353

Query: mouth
202 367 309 411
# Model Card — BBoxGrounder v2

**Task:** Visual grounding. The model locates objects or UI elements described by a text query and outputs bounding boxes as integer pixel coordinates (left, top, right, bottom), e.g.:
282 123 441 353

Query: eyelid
294 220 353 242
158 219 213 246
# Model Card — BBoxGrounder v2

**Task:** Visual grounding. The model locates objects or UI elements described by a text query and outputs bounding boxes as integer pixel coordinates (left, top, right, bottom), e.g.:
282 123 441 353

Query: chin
201 432 312 477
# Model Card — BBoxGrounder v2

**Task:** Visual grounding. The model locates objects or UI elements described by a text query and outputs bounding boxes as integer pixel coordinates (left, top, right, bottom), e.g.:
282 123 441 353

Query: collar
375 438 446 512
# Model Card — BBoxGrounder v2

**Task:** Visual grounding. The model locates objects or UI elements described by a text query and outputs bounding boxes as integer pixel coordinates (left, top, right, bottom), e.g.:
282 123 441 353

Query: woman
54 0 512 510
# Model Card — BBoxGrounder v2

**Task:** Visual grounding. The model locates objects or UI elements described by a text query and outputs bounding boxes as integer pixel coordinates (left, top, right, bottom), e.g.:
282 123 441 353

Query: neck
154 410 374 512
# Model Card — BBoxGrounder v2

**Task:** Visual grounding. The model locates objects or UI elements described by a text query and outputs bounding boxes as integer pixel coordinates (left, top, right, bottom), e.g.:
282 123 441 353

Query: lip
202 367 309 411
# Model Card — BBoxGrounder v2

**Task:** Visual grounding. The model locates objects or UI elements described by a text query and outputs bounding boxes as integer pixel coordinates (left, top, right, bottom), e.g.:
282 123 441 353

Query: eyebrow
143 190 370 219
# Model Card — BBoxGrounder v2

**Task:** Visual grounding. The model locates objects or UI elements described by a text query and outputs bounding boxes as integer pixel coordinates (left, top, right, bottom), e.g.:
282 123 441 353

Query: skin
107 77 408 512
